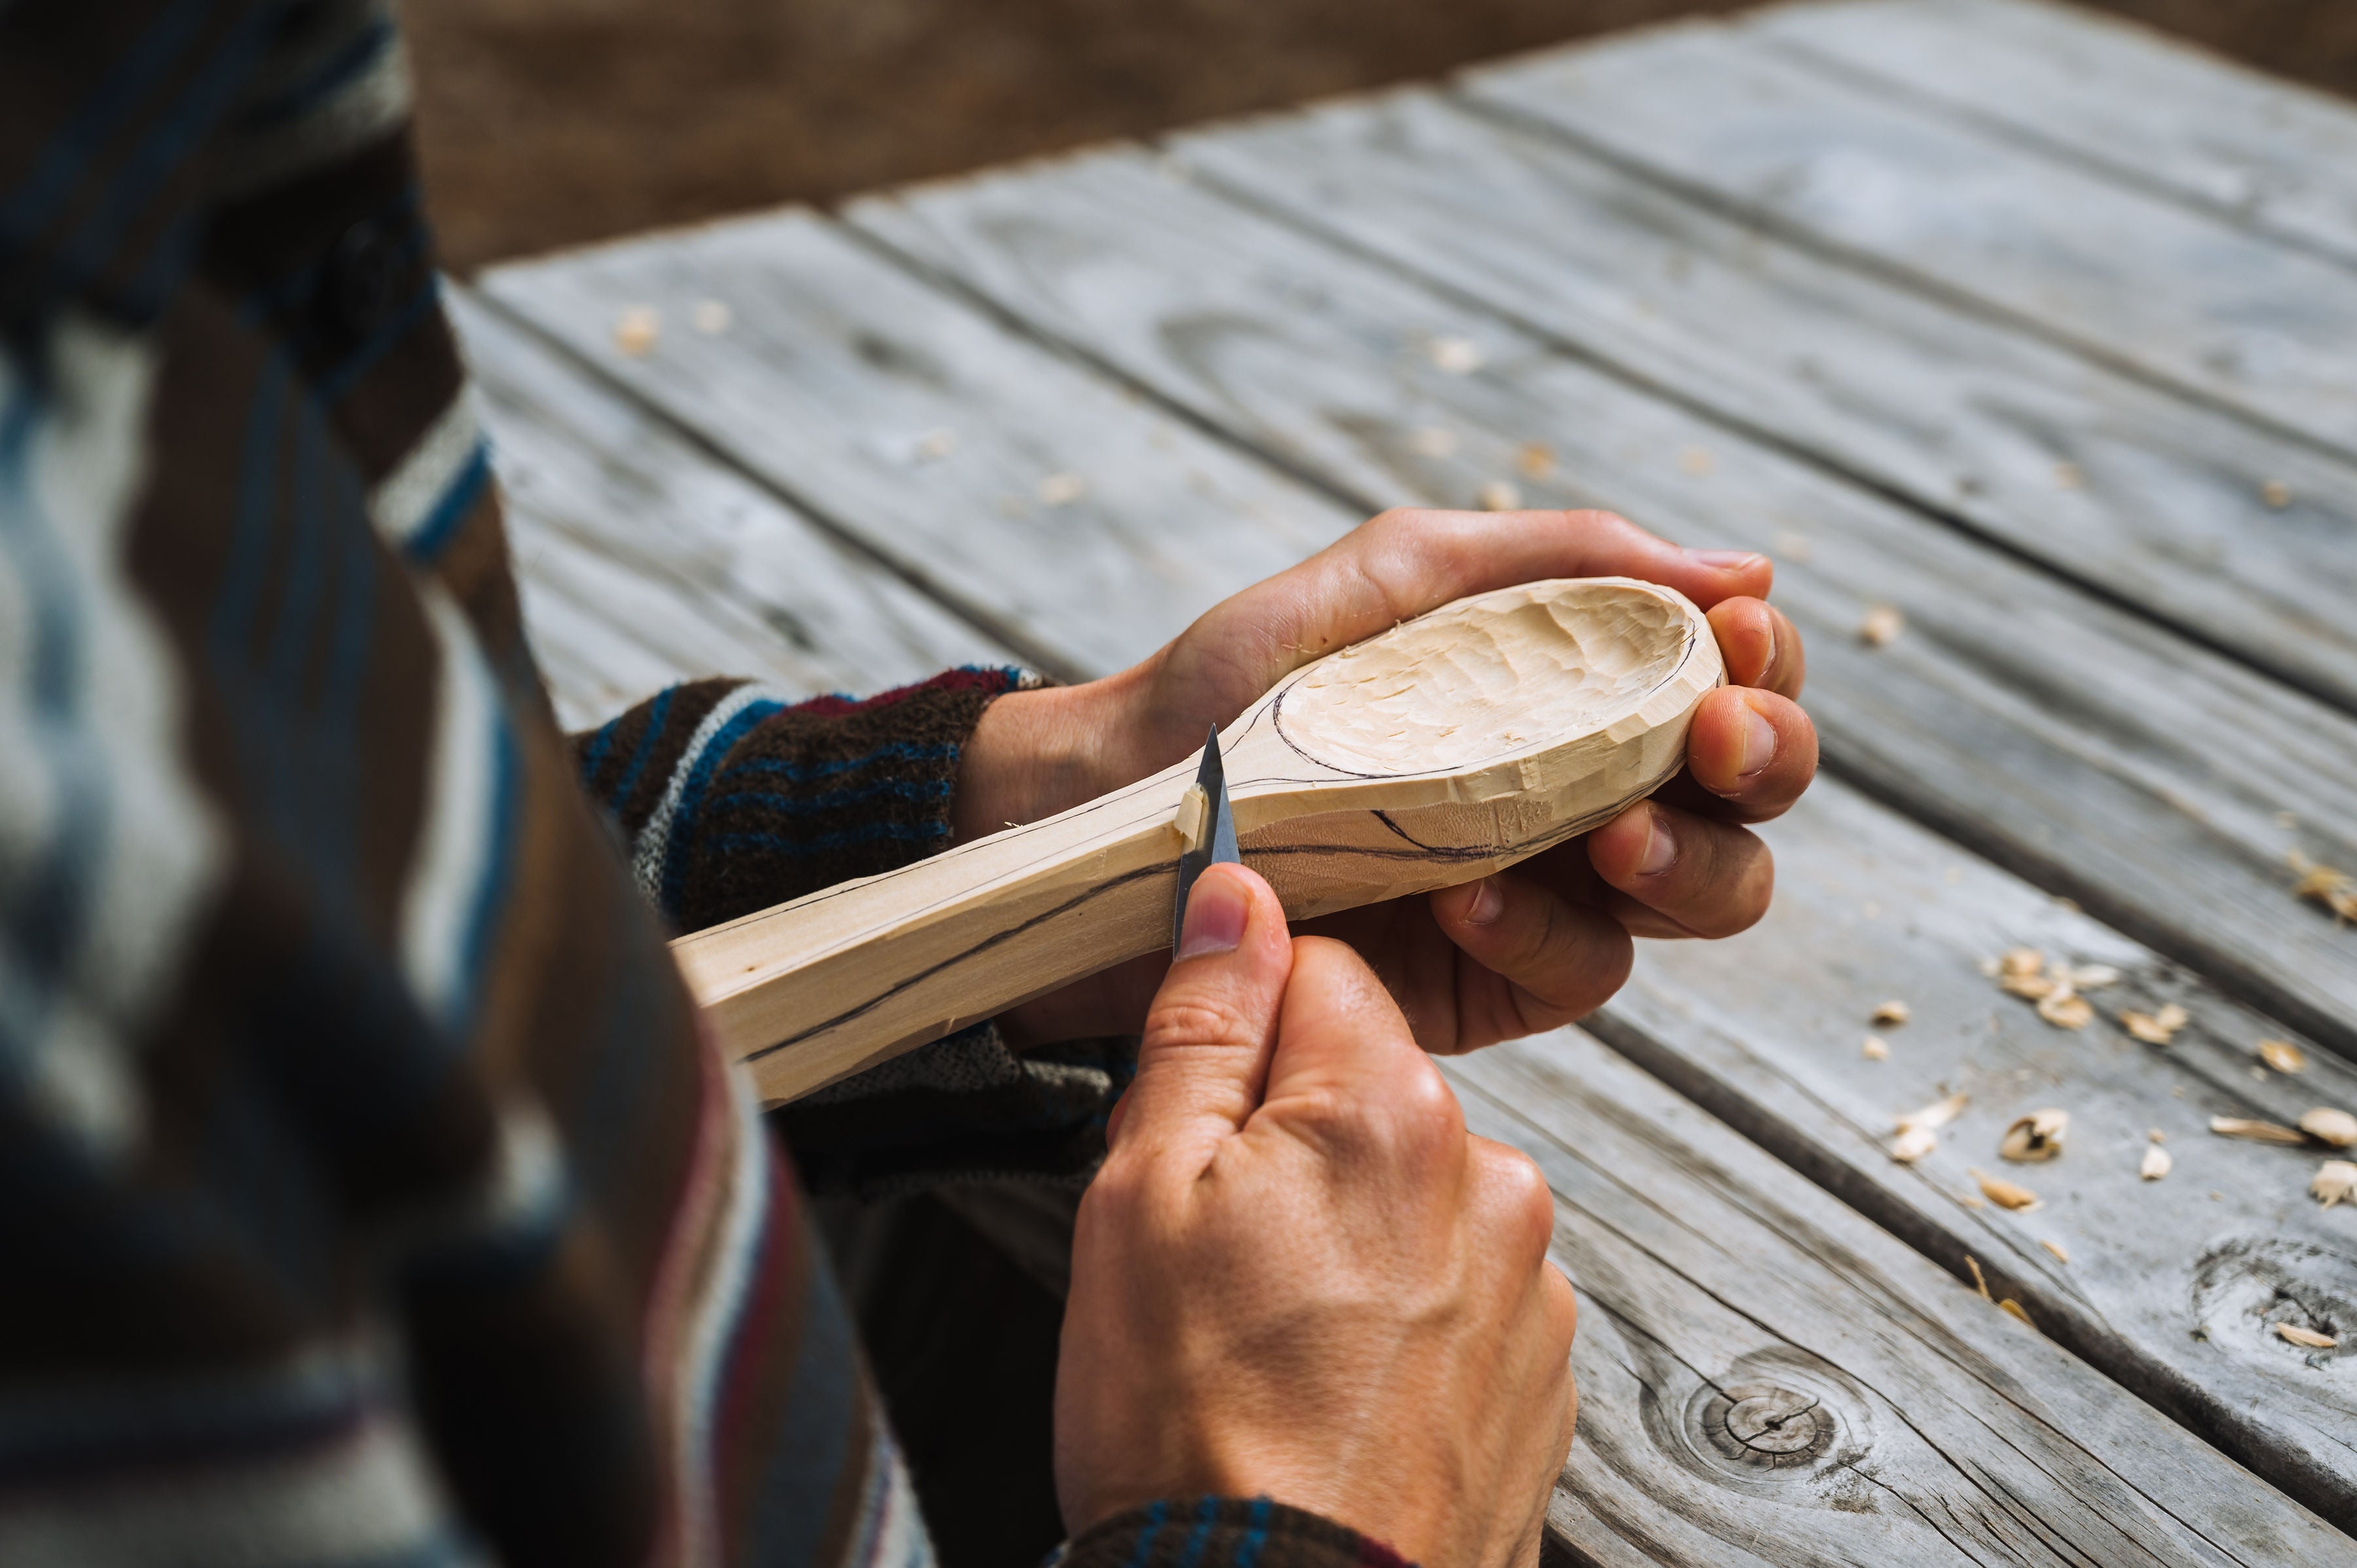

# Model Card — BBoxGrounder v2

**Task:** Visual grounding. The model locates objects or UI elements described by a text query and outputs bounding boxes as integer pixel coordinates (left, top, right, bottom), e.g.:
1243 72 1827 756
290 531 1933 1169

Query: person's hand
1056 864 1577 1567
957 507 1817 1050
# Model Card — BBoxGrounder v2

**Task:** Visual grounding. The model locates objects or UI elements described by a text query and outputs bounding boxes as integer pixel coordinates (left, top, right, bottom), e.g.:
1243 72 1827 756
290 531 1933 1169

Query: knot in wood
1700 1383 1836 1468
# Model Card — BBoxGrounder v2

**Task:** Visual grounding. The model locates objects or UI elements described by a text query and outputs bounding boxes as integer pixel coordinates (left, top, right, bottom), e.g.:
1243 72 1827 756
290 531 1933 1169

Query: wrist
952 670 1141 842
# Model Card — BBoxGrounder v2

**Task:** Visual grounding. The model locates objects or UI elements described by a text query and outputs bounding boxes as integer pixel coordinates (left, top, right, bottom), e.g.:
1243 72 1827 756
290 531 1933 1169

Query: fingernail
1684 548 1764 571
1177 870 1251 960
1735 702 1780 778
1635 809 1677 876
1463 877 1505 925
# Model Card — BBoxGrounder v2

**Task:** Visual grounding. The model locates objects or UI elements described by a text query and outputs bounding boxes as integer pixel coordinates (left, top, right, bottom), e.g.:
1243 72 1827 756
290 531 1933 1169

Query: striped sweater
0 2 1401 1565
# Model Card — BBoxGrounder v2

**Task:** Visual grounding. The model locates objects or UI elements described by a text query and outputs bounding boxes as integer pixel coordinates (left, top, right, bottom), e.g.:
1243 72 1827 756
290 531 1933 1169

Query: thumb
1110 864 1294 1163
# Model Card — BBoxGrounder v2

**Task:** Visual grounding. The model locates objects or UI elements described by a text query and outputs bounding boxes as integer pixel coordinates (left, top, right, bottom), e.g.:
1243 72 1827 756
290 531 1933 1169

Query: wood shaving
2276 1322 2337 1349
689 299 732 335
2149 1128 2167 1142
2290 852 2357 922
2299 1107 2357 1149
1426 335 1483 373
1871 999 1911 1027
1964 1254 1991 1298
2000 947 2045 981
1679 445 1715 476
2003 972 2058 1000
2261 479 2293 509
1861 1035 1890 1061
1890 1125 1937 1163
612 304 660 356
2120 1004 2189 1045
2210 1116 2307 1146
1999 1298 2035 1327
1038 473 1087 506
1516 442 1555 479
1969 1168 2041 1211
1897 1093 1967 1134
1959 1192 1985 1209
2040 1238 2070 1264
2036 989 2094 1030
2053 462 2083 489
2140 1144 2172 1180
1408 426 1458 458
2312 1160 2357 1209
2001 1110 2069 1162
1858 605 1904 647
912 428 959 463
2258 1039 2309 1074
1477 479 1522 512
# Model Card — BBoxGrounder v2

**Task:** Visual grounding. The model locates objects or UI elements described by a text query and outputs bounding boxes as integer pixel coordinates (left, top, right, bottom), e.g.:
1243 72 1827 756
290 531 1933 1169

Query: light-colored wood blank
674 577 1720 1103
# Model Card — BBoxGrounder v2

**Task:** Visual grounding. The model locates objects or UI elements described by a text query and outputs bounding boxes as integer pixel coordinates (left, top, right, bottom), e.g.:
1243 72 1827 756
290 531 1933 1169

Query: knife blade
1171 722 1243 950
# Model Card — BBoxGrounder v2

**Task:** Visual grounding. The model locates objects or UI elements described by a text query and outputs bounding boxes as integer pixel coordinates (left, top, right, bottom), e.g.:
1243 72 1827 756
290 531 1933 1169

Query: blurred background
407 0 2357 272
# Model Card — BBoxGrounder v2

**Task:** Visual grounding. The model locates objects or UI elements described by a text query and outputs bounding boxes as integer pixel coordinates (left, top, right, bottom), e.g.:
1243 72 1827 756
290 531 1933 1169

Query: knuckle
1141 996 1254 1054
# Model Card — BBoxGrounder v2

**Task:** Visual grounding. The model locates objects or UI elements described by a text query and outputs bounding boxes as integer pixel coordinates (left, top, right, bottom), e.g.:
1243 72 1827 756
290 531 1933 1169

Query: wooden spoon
675 576 1722 1103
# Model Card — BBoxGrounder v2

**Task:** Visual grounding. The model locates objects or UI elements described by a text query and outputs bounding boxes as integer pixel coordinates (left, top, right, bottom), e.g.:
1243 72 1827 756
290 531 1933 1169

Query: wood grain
1448 1028 2351 1563
1750 0 2357 270
1591 774 2357 1527
849 142 2357 1064
679 578 1717 1103
1459 20 2357 458
1142 88 2357 714
449 289 1020 728
476 210 1361 685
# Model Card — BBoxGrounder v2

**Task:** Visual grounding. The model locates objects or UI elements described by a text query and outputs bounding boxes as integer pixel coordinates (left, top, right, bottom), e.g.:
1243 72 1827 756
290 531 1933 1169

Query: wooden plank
1590 774 2357 1527
475 211 1359 685
1457 20 2357 458
1750 0 2357 270
1146 92 2357 715
448 288 1017 729
849 146 2357 1066
1447 1027 2350 1563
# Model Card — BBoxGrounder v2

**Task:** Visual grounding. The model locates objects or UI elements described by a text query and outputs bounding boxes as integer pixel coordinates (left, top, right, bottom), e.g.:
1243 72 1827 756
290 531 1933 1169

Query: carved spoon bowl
674 575 1721 1103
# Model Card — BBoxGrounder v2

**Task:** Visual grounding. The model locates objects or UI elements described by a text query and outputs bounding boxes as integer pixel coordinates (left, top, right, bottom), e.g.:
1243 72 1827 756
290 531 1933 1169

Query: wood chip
2064 964 2122 991
1858 604 1904 647
2140 1144 2172 1180
1969 1168 2041 1211
2276 1322 2337 1349
2053 462 2083 489
1037 473 1087 506
1964 1254 1991 1298
2259 1039 2309 1074
1408 426 1458 458
2149 1128 2167 1142
2001 1110 2068 1162
912 428 959 463
1871 999 1911 1027
612 304 660 356
2210 1116 2307 1146
2299 1107 2357 1149
1516 441 1555 479
1890 1125 1938 1163
1678 445 1715 476
2039 1239 2070 1264
2001 971 2058 1000
2261 479 2293 509
1999 947 2044 981
1476 479 1522 511
2120 1003 2189 1045
1897 1093 1967 1134
690 299 733 335
1999 1298 2035 1326
2036 989 2093 1030
1861 1035 1890 1061
2290 853 2357 922
1426 335 1483 373
2312 1160 2357 1209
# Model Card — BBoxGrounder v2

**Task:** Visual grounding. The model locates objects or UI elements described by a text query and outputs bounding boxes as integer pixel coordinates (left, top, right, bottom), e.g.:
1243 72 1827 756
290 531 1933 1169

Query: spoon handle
672 757 1199 1104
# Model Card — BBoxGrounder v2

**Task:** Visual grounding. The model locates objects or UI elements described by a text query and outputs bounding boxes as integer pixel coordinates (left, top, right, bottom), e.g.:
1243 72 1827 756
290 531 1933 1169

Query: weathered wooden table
450 0 2357 1559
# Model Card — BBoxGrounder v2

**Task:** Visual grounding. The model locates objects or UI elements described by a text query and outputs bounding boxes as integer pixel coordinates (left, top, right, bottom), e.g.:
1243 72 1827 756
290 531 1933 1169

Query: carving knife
1171 722 1243 949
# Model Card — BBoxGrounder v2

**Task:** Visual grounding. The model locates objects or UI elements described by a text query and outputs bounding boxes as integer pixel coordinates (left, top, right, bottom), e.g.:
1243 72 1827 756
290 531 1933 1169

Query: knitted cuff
1057 1498 1414 1568
572 666 1037 932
